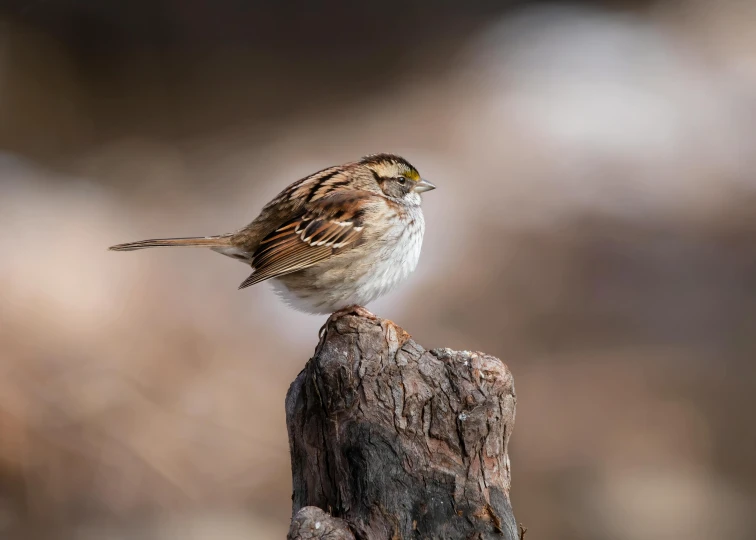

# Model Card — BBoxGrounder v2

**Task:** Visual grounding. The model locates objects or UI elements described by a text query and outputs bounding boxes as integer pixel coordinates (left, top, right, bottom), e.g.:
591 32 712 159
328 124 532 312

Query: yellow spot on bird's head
361 153 420 182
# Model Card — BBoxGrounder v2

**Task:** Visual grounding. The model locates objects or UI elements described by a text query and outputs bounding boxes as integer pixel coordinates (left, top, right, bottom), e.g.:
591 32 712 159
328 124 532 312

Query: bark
286 312 518 540
288 506 355 540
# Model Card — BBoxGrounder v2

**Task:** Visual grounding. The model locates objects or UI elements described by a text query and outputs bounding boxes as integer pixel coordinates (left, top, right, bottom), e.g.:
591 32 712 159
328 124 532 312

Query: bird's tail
109 235 232 251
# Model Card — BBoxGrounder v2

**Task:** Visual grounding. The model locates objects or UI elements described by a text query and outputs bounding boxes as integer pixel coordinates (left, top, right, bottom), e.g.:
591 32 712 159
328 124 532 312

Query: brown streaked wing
237 191 369 289
231 164 357 251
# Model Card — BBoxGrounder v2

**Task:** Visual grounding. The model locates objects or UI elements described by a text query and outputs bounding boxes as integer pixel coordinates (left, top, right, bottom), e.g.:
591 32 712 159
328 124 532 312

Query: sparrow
109 154 435 315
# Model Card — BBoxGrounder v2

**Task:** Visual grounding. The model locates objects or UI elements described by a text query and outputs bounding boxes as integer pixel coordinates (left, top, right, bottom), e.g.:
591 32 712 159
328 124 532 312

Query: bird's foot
319 305 377 338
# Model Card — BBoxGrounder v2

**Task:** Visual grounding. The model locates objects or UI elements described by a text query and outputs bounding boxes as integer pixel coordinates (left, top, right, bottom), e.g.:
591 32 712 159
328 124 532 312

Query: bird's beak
413 178 436 193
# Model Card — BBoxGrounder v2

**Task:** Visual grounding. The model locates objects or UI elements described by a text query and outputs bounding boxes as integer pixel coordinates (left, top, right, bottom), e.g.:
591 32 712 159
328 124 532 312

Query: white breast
271 205 426 314
351 210 424 306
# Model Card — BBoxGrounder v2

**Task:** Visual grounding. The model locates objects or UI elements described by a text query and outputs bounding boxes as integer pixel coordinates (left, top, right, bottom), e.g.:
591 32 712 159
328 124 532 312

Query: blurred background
1 0 756 538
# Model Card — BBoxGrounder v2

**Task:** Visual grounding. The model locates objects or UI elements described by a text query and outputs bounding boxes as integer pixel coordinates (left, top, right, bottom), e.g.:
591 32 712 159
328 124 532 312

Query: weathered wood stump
286 313 518 540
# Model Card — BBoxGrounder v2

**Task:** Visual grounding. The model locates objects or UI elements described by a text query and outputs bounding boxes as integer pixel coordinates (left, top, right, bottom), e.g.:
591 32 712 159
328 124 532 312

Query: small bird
110 153 435 315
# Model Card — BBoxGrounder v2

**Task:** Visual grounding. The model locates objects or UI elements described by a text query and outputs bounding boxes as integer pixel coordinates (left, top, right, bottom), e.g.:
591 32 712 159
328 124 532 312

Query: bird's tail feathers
109 235 232 251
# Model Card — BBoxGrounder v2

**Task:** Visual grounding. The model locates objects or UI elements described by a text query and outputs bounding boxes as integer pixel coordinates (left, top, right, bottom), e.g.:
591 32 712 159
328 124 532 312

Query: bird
109 153 436 317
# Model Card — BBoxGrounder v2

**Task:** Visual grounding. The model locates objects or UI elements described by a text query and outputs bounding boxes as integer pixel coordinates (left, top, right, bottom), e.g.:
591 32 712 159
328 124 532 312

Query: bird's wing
238 191 370 289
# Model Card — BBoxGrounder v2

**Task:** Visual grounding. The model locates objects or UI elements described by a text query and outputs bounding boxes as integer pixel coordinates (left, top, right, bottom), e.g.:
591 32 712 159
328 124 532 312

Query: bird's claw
319 305 377 338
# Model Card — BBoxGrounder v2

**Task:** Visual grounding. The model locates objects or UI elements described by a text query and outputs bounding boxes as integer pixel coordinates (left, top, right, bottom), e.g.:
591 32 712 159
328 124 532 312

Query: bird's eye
397 176 407 185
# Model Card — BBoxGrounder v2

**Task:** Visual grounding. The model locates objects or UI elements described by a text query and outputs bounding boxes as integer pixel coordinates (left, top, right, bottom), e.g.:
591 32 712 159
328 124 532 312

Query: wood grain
286 312 518 539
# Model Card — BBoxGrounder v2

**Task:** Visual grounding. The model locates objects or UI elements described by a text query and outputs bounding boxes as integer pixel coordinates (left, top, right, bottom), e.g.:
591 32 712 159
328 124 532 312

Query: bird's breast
272 207 425 313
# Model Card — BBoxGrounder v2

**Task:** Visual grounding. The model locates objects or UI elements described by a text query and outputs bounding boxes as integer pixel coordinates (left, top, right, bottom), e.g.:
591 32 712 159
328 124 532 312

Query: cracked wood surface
288 506 355 540
286 313 517 540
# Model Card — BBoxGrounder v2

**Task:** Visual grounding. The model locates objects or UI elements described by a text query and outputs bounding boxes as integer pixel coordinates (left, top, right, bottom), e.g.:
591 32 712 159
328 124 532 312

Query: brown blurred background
1 0 756 538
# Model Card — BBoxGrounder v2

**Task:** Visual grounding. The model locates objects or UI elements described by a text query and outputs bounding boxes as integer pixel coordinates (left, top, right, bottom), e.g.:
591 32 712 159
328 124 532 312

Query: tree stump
286 312 518 540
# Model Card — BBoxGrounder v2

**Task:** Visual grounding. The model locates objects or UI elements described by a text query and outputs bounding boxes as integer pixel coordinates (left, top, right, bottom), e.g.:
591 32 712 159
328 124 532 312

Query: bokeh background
2 0 756 538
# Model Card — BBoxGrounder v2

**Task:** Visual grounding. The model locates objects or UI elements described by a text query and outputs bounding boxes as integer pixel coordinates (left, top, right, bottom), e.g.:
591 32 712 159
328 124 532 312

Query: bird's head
361 153 436 204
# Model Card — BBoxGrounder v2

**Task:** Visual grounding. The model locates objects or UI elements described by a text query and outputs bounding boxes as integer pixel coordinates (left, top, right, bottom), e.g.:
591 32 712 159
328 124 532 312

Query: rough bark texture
286 313 517 540
288 506 356 540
